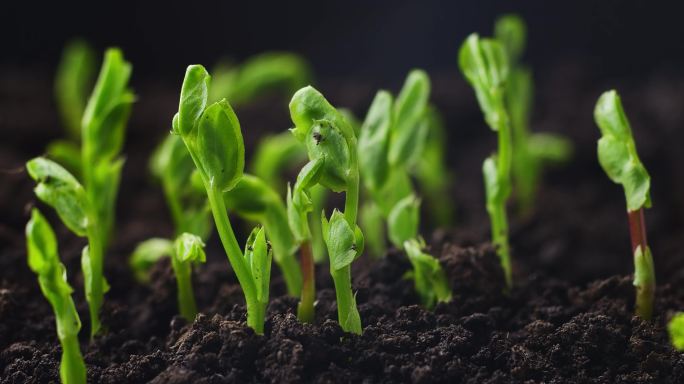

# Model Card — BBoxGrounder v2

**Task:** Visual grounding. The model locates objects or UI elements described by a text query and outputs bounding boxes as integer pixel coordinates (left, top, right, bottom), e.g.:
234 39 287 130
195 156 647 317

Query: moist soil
1 61 684 383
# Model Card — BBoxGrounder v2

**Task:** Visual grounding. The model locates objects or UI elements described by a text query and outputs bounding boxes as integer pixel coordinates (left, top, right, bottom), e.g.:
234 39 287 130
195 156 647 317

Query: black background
3 0 684 84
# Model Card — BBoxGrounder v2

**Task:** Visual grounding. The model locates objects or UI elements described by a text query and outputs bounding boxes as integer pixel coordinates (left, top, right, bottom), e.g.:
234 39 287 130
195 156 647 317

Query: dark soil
1 61 684 383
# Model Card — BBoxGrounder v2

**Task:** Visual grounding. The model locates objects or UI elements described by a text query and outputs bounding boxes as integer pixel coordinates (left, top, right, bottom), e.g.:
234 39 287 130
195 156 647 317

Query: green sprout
494 15 572 215
209 52 312 105
26 157 108 338
26 209 86 384
594 90 655 320
289 86 364 334
358 71 451 308
668 313 684 351
171 233 207 321
459 33 513 288
173 65 274 334
49 40 96 177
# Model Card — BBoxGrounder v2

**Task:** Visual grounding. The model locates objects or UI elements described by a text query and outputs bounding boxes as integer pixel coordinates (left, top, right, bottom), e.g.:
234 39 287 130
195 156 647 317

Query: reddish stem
627 208 648 253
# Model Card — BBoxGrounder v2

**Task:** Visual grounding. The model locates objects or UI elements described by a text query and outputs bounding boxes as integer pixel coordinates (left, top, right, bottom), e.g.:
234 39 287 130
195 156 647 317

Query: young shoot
27 157 108 338
26 209 86 384
173 65 274 333
459 33 514 288
358 71 452 308
171 233 207 321
209 52 312 105
594 90 655 320
49 39 96 176
494 15 572 215
668 313 684 351
289 86 364 334
81 48 134 250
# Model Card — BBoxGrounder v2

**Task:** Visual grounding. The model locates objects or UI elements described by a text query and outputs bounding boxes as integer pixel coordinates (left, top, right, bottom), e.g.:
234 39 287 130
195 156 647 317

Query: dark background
3 0 683 85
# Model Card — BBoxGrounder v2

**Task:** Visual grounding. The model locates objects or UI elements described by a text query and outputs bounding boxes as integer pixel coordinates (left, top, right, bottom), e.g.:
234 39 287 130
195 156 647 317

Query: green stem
85 223 104 338
59 334 86 384
171 257 198 321
163 178 186 236
331 266 361 334
297 241 315 323
206 186 260 332
246 299 267 334
495 105 513 289
628 208 655 320
344 137 360 226
488 197 511 288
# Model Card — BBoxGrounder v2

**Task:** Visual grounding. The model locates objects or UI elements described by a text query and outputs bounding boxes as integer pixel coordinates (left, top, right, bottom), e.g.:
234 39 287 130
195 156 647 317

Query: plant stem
59 333 86 384
494 108 513 289
206 186 261 332
331 266 361 334
171 256 198 321
628 208 655 320
297 241 315 323
85 223 104 338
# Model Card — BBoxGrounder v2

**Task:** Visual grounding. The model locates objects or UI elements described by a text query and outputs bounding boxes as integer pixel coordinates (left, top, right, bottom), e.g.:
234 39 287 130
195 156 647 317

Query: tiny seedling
594 90 655 320
668 313 684 351
494 15 572 215
26 209 86 384
209 52 312 105
173 65 274 334
171 233 207 321
459 33 514 288
289 86 364 333
26 157 108 338
358 71 452 308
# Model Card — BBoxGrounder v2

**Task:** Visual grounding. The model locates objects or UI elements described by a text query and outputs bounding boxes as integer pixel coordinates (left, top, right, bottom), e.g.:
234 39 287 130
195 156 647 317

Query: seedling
209 52 312 105
26 209 86 384
494 15 572 214
49 40 96 176
459 33 514 288
173 65 274 333
668 313 684 351
26 157 108 338
171 233 207 320
289 86 364 333
594 90 655 320
358 71 452 308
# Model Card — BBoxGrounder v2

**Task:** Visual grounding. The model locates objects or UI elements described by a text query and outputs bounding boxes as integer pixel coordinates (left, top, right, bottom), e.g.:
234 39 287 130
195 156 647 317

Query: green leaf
594 90 651 211
26 157 90 236
26 209 58 274
293 157 325 208
359 90 393 192
323 210 358 271
458 34 509 131
289 86 354 192
177 65 211 136
389 70 431 166
251 132 307 191
129 238 173 283
82 48 134 161
483 156 505 205
55 39 96 140
175 233 206 263
404 238 452 308
224 174 277 220
244 226 271 302
668 312 684 351
287 184 311 242
360 201 386 257
494 14 526 65
387 194 420 247
527 132 573 163
195 99 245 191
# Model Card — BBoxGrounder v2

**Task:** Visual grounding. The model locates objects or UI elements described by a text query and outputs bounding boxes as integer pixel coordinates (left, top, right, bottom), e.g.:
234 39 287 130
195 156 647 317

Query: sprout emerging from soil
26 209 87 384
494 15 572 215
357 71 452 308
173 65 275 334
668 313 684 351
26 157 110 338
289 86 364 333
459 34 514 288
594 90 655 320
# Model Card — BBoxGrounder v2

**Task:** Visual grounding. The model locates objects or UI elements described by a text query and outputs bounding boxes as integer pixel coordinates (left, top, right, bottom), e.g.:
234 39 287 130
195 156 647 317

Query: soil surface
1 61 684 383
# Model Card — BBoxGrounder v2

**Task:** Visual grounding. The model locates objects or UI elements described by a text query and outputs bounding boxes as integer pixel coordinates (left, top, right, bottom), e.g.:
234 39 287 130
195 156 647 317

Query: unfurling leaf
175 233 206 264
129 238 174 283
195 100 245 191
594 90 651 211
323 210 358 271
359 90 393 192
26 157 90 236
389 70 430 166
387 194 420 247
177 65 211 136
